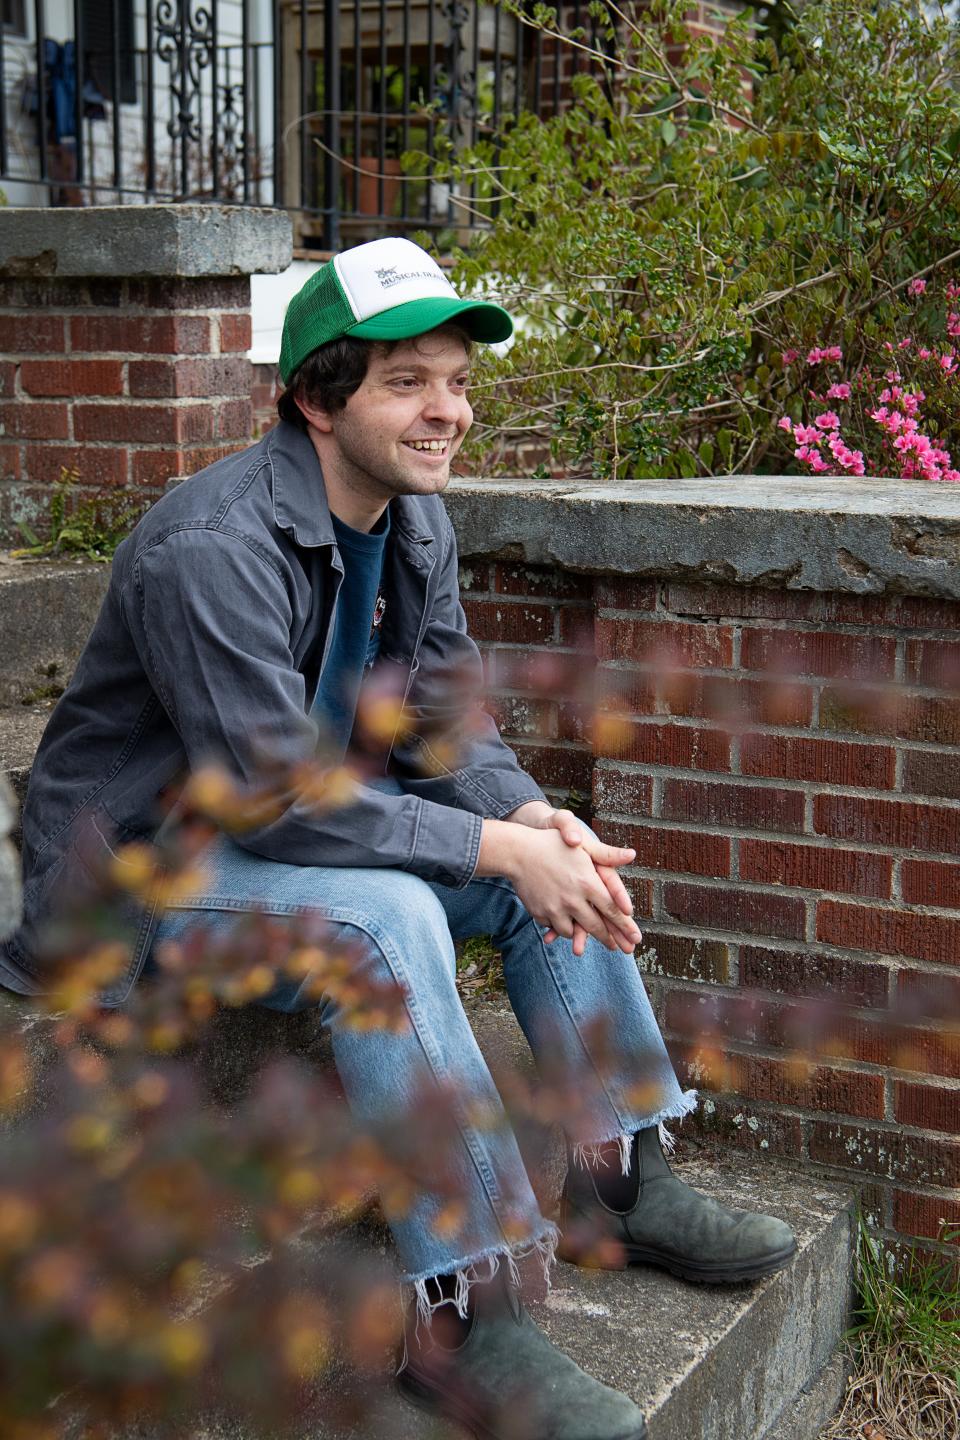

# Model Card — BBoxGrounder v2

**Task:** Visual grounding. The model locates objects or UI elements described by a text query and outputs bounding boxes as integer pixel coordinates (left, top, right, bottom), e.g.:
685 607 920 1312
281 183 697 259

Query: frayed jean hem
404 1220 560 1327
571 1087 699 1175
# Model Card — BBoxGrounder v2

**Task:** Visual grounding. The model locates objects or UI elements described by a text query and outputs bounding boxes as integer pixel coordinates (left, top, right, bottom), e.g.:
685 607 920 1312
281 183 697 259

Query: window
81 0 136 105
2 0 27 36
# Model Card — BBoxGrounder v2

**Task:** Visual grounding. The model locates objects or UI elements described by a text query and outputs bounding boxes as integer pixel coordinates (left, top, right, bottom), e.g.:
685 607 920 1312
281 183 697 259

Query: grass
12 467 148 563
455 934 505 999
824 1216 960 1439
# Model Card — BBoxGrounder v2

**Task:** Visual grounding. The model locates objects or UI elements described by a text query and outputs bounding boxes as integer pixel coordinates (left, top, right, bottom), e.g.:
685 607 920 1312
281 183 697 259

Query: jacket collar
267 419 436 547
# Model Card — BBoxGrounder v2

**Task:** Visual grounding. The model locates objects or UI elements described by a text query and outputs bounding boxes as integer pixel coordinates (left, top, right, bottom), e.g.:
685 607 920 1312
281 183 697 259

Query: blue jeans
151 820 695 1294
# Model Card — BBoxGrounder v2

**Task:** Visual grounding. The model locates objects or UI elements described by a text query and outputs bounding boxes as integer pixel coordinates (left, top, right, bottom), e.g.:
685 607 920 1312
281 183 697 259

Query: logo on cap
374 264 446 291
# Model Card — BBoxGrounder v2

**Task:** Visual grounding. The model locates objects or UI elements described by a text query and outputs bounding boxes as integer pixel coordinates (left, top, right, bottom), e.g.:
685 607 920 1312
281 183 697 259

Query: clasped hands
480 800 641 958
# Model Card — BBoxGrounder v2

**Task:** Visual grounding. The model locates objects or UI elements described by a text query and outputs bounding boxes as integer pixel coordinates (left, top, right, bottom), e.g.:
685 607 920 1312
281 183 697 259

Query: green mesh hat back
279 263 354 385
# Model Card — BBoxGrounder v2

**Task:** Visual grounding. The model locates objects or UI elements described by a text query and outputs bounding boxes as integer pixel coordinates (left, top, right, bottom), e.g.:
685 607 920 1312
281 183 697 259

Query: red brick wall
0 277 254 543
531 1 749 116
459 560 960 1253
251 361 281 441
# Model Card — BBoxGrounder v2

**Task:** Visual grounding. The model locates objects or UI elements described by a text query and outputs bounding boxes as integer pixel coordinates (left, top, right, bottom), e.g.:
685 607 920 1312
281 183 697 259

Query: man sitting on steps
0 238 796 1440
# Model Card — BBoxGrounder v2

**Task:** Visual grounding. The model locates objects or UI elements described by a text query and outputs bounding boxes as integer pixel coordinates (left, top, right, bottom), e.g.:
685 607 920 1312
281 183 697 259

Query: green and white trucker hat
279 237 514 384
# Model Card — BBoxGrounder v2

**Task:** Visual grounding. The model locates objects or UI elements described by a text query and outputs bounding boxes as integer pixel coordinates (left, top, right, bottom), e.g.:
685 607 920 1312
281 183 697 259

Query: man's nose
422 385 468 427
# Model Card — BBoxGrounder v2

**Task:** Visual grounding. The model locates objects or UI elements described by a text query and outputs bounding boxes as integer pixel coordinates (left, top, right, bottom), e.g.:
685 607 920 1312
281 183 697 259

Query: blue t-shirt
312 509 390 759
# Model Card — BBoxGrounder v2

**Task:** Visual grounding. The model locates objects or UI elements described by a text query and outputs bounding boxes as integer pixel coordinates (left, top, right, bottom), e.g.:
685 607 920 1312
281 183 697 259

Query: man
1 238 795 1440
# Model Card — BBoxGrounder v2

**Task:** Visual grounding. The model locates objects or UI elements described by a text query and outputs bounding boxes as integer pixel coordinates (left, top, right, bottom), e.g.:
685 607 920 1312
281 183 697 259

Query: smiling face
298 327 473 531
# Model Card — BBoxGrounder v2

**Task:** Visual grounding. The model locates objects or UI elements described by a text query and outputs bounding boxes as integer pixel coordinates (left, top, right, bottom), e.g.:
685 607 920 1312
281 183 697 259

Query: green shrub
434 0 960 480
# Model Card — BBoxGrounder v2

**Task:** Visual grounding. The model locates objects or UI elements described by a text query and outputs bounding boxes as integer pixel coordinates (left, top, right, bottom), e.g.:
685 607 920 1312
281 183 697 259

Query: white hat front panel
334 238 457 322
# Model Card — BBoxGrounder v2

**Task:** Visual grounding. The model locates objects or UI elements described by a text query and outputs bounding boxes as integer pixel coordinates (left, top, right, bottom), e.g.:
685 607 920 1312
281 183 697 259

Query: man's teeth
407 439 448 451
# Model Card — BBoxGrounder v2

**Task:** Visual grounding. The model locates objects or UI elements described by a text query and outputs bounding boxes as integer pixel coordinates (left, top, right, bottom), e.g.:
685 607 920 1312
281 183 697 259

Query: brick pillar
0 205 291 543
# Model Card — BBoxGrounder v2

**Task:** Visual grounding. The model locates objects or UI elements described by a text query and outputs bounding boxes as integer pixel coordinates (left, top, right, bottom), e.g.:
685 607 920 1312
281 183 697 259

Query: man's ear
295 395 335 433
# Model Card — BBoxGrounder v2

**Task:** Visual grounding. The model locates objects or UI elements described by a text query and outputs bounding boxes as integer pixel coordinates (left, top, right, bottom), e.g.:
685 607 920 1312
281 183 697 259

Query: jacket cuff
482 785 551 820
408 802 484 889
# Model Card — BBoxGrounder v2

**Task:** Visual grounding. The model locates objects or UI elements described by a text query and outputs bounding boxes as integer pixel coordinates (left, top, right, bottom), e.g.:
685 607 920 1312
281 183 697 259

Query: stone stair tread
0 551 109 707
136 1156 851 1440
280 1153 852 1440
0 705 50 809
0 705 50 768
527 1159 851 1440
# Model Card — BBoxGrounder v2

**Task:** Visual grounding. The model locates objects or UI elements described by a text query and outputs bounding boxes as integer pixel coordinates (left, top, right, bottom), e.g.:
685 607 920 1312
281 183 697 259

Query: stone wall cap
446 474 960 597
449 474 960 518
0 205 293 279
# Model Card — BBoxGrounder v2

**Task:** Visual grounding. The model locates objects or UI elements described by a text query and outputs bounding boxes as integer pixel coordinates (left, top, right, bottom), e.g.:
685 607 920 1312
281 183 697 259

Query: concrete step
0 704 49 809
311 1163 852 1440
0 552 109 706
1 988 853 1439
276 1148 852 1440
0 553 103 829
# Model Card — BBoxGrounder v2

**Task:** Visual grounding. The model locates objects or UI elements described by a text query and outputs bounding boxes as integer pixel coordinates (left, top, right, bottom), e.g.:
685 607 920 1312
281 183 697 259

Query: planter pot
354 156 403 217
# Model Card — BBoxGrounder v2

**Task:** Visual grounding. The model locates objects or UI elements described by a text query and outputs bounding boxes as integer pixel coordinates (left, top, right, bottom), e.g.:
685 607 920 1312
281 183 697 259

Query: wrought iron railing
0 0 611 247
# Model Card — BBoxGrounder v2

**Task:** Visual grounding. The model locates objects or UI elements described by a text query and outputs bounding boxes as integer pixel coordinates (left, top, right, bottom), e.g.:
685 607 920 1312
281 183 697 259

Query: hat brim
348 296 514 344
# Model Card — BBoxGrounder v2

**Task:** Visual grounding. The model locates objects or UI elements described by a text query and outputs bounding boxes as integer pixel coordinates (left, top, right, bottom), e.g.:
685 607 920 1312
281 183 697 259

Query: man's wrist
477 816 532 879
504 799 554 829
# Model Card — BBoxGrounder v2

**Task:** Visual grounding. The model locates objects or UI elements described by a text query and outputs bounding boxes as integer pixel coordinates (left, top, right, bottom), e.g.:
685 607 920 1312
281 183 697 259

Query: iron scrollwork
439 0 478 141
155 0 215 193
218 77 245 200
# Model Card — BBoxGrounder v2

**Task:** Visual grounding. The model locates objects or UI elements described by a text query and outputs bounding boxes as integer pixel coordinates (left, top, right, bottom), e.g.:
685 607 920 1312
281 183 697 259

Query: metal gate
0 0 611 247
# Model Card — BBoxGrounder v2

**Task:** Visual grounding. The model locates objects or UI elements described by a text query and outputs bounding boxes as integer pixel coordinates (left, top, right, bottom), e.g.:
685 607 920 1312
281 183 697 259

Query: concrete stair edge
529 1164 853 1440
0 554 110 708
764 1351 853 1440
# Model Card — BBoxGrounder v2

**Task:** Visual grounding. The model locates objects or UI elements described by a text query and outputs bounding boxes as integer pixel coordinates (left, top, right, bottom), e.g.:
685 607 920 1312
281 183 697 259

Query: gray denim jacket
1 422 545 1003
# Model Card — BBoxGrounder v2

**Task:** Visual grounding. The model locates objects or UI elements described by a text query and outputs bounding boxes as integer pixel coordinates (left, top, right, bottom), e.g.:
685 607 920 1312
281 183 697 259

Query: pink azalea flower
947 314 960 338
947 282 960 302
918 347 932 360
807 452 831 473
793 423 821 446
941 355 956 373
899 337 913 350
777 416 793 432
814 411 841 431
824 433 867 475
781 349 799 365
908 278 927 297
826 383 851 400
